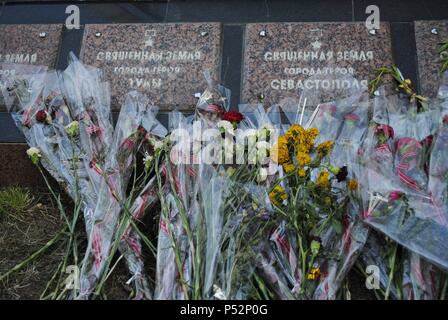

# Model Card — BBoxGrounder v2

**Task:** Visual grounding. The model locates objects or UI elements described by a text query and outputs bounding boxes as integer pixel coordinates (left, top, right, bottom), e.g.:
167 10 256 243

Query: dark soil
0 192 66 299
0 190 158 300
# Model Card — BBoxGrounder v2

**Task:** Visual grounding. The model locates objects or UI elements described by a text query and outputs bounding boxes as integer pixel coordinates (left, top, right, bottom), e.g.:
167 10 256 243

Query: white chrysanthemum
26 147 41 158
143 152 153 169
65 120 79 137
257 167 268 182
213 285 226 300
26 147 42 165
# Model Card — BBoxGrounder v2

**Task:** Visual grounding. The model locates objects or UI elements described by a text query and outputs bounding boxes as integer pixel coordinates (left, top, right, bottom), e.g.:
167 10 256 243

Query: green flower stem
384 242 398 300
154 152 190 299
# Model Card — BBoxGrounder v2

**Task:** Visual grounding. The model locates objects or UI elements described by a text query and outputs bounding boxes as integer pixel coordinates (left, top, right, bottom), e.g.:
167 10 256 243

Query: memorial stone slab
242 22 394 106
415 20 448 98
0 24 63 110
80 23 223 110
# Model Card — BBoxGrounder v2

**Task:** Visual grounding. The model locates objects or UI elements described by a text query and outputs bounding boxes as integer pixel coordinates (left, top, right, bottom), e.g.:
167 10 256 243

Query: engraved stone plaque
415 20 448 98
0 24 63 110
242 22 394 106
80 23 223 110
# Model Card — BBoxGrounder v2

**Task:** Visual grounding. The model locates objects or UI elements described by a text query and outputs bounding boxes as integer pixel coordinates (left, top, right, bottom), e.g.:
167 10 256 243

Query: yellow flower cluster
347 179 358 190
270 136 289 164
316 140 334 157
307 266 321 280
282 163 295 173
316 171 330 189
296 152 311 166
269 185 288 206
271 124 322 173
286 125 317 154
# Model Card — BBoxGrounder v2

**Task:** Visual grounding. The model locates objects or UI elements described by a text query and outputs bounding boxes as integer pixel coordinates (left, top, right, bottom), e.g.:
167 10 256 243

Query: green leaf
331 218 343 234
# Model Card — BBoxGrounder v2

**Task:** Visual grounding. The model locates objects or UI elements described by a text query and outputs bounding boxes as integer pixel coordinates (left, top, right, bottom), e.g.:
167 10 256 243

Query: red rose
221 111 244 123
35 110 47 123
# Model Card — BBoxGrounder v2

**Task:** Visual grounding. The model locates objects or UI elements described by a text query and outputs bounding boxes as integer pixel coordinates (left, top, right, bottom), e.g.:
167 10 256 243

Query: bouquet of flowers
360 88 448 299
2 56 167 299
253 118 361 299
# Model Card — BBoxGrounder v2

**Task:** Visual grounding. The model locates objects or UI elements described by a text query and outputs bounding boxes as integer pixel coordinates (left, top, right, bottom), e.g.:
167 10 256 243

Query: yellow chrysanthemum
316 140 334 157
286 124 305 142
296 139 314 154
298 168 306 177
306 127 320 140
296 151 311 167
347 179 358 190
307 267 321 280
316 171 330 189
282 162 295 173
269 185 288 206
271 136 289 164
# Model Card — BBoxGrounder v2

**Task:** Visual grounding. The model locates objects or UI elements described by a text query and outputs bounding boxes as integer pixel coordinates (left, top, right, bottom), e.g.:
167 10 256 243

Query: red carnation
35 110 48 123
421 135 433 148
389 191 404 202
221 111 244 123
443 115 448 125
344 113 359 122
205 104 223 114
320 103 337 115
375 124 394 139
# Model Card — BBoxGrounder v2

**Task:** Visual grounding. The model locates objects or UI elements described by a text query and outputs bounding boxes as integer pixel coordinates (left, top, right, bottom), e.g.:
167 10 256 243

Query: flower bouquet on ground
152 80 279 300
1 57 166 299
360 89 448 299
78 91 167 299
255 121 362 299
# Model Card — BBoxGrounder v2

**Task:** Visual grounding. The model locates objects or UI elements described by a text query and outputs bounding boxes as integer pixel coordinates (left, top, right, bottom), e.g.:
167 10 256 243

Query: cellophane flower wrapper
4 68 103 217
358 231 400 299
362 96 448 272
78 91 161 299
401 250 445 300
200 168 230 298
239 103 281 131
437 71 448 101
60 54 114 203
2 59 118 230
257 220 302 299
2 69 61 180
115 106 167 300
312 103 370 300
215 182 273 300
302 91 364 158
5 59 162 299
331 102 369 168
154 111 198 300
0 62 48 112
196 71 231 121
